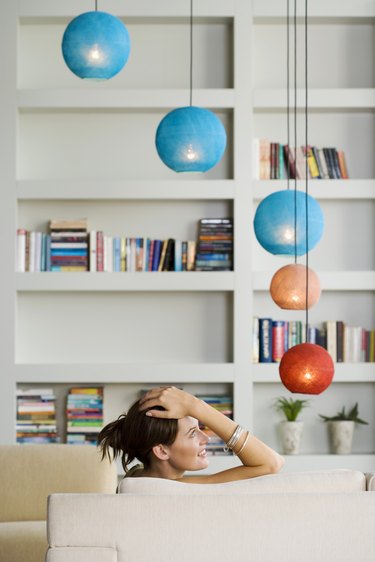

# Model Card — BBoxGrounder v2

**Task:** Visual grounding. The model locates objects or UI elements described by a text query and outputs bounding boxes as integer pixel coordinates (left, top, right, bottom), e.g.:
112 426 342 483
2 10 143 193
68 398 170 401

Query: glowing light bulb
186 144 198 161
304 372 312 381
282 227 294 242
88 44 104 64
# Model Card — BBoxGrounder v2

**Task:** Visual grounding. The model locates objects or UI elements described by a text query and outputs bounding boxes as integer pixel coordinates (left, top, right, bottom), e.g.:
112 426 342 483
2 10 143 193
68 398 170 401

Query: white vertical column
0 4 18 443
232 0 254 428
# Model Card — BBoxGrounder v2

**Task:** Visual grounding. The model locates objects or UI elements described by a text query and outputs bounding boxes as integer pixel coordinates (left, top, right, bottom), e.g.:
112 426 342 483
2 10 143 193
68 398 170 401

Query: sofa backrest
118 469 366 494
0 444 117 522
46 492 375 562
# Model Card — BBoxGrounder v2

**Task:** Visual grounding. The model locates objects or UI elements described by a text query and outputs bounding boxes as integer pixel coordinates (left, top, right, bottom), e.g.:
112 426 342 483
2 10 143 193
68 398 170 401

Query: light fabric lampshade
253 190 324 256
155 106 227 173
62 11 131 80
270 263 321 310
279 343 334 394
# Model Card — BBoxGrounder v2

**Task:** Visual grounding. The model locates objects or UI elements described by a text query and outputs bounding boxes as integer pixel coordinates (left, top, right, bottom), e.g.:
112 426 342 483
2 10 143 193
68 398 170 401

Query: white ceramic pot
279 421 304 455
328 420 355 454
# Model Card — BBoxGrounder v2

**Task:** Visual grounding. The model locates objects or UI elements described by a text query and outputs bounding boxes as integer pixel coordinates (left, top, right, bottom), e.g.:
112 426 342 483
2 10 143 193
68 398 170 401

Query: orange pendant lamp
270 263 321 310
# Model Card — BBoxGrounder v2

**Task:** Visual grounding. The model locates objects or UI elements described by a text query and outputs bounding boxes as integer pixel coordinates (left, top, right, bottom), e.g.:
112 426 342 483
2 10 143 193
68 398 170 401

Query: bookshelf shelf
17 89 235 111
253 88 375 110
15 272 235 292
15 363 235 384
252 363 375 384
18 0 235 20
253 0 375 20
16 180 235 201
253 180 375 201
283 454 375 472
252 271 375 292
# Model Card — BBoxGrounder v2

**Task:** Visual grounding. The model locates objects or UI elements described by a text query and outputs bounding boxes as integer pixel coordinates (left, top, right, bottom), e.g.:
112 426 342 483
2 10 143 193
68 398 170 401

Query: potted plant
319 403 368 454
274 397 309 455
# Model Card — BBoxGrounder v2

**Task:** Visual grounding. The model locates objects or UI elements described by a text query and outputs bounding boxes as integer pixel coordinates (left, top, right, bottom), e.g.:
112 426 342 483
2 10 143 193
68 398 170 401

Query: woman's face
166 416 209 472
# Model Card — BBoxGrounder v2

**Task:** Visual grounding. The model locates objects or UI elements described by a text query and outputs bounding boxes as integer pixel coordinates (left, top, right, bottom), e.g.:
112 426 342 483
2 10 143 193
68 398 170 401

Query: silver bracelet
223 425 244 453
235 431 250 455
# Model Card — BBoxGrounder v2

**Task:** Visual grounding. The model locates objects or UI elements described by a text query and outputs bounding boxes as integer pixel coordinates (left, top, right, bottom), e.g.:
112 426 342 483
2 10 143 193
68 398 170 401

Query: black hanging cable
293 0 298 264
95 0 98 11
286 0 291 188
189 0 193 106
305 0 309 342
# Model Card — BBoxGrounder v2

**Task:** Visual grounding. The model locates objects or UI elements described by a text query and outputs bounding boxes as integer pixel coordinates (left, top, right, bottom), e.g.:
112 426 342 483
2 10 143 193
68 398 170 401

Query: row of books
254 139 349 180
16 388 58 444
66 387 104 445
16 217 234 273
197 394 234 454
89 235 197 272
253 317 375 364
16 386 104 445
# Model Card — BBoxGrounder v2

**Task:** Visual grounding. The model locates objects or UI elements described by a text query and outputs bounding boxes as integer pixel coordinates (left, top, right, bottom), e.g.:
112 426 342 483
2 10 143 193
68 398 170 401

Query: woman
98 386 284 483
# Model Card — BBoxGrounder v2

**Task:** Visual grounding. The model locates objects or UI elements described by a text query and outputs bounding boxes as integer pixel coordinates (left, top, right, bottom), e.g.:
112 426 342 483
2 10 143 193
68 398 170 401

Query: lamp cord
293 0 297 264
305 0 309 342
95 0 98 11
190 0 193 106
286 0 290 189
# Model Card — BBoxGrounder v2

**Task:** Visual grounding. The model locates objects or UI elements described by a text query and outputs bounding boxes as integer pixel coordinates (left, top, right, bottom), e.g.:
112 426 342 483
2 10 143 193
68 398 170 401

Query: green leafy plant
319 403 368 425
274 397 309 422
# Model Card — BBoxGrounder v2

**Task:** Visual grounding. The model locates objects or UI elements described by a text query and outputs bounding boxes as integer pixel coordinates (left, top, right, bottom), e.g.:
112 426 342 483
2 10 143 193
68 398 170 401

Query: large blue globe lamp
155 106 227 173
253 190 324 256
62 11 131 80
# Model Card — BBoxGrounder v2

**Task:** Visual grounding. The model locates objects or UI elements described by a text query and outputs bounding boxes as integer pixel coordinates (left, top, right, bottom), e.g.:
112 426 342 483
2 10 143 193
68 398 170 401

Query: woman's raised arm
139 386 284 483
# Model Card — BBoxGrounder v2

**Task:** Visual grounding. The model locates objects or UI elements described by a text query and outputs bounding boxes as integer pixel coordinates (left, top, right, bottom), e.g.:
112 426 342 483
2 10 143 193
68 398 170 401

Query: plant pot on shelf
328 420 355 454
279 421 304 455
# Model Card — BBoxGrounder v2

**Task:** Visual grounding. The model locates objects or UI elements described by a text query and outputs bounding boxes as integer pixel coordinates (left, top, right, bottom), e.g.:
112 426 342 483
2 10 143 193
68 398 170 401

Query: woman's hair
97 398 179 472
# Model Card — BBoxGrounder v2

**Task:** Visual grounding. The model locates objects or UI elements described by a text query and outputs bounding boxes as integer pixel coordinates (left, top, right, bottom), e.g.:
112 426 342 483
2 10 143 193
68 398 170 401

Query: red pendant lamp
279 342 334 394
277 0 334 394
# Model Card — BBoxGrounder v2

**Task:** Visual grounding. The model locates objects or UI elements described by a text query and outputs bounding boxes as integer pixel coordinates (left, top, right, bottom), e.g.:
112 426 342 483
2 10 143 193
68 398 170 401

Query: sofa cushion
118 469 365 494
0 521 47 562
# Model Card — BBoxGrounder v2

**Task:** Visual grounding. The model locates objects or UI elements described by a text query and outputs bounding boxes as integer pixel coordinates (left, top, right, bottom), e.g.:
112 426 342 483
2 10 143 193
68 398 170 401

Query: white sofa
46 469 375 562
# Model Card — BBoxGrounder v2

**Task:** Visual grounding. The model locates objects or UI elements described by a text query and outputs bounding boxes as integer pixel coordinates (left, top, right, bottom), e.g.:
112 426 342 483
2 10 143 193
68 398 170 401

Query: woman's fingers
144 409 171 418
139 386 175 408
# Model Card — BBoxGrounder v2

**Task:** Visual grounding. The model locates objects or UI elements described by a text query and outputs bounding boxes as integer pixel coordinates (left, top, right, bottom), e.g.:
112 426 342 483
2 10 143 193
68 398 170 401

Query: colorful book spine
259 318 272 363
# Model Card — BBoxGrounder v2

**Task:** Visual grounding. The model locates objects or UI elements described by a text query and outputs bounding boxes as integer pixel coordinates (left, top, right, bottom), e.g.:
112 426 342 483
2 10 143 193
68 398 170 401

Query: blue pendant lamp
155 0 226 173
156 106 226 173
254 189 324 256
62 8 130 80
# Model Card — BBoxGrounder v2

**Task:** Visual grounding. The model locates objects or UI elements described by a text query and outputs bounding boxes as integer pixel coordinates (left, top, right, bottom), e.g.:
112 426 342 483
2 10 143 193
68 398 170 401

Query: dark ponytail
97 399 179 473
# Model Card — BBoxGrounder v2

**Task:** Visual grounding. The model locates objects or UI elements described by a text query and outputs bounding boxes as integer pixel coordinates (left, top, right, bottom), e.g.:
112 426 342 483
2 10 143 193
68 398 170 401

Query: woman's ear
152 444 170 461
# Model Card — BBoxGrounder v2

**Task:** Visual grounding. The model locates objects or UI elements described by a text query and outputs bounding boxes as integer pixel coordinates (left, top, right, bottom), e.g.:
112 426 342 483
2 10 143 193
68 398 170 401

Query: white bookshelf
1 0 374 474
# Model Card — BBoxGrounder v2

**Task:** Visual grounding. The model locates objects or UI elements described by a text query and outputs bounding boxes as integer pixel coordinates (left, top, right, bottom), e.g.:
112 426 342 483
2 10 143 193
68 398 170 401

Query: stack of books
196 394 233 454
16 388 58 444
195 218 233 271
49 218 89 272
66 387 104 445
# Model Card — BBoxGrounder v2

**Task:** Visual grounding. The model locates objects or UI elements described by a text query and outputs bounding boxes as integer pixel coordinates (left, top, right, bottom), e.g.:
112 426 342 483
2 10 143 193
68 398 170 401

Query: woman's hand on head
139 387 198 419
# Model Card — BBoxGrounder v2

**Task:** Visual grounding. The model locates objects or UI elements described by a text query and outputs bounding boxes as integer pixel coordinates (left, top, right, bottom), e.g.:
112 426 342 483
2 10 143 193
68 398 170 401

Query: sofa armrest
365 472 375 491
